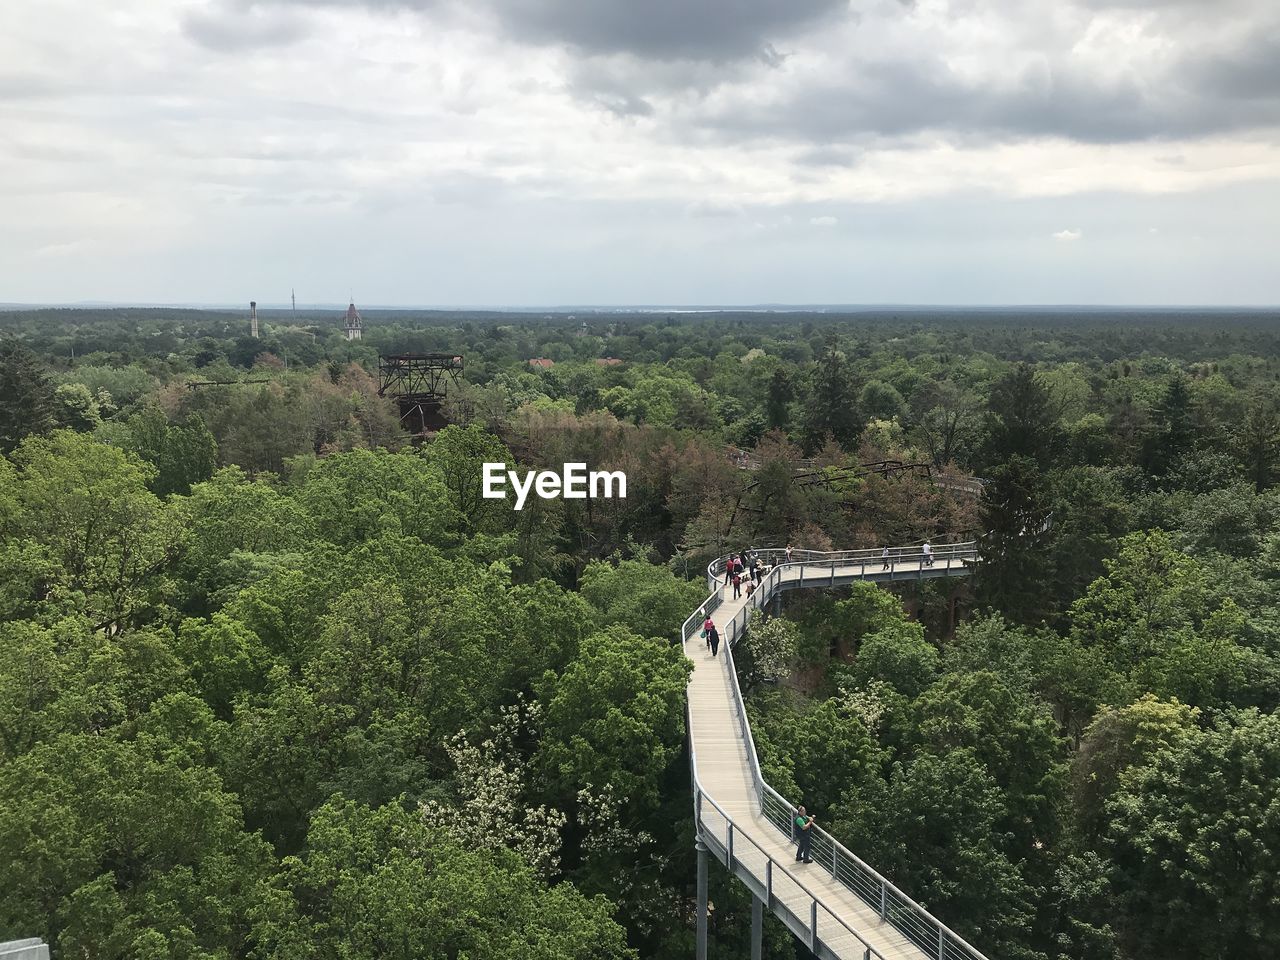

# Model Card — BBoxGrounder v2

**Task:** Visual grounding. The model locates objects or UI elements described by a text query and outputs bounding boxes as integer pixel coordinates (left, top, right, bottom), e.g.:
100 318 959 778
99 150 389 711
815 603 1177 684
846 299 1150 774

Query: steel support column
696 838 708 960
751 895 763 960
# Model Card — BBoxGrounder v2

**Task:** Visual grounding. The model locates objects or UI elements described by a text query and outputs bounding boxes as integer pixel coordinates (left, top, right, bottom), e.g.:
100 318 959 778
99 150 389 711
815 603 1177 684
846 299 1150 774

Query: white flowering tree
421 696 566 879
740 610 799 690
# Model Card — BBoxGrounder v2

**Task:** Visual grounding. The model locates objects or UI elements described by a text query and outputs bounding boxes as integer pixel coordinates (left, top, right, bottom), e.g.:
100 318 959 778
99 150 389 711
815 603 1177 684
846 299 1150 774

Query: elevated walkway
683 544 984 960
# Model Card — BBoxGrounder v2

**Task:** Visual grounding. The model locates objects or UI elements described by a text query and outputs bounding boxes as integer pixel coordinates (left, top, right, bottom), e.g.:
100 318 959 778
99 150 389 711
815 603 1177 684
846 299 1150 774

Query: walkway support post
696 838 708 960
751 895 763 960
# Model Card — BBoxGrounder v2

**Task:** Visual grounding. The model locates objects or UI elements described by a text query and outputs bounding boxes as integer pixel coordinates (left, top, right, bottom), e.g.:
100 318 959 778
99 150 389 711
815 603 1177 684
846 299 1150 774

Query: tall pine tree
981 364 1063 470
765 367 793 430
800 333 863 453
0 340 56 454
975 455 1056 624
1142 374 1194 478
1236 395 1280 492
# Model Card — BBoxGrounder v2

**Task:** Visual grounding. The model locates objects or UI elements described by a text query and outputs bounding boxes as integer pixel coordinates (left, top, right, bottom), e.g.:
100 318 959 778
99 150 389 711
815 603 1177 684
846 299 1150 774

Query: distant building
595 357 623 367
343 301 362 341
528 358 555 369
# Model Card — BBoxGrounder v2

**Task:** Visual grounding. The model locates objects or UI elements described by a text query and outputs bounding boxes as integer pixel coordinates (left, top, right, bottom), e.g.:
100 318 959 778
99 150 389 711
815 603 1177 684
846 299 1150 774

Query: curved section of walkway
683 544 985 960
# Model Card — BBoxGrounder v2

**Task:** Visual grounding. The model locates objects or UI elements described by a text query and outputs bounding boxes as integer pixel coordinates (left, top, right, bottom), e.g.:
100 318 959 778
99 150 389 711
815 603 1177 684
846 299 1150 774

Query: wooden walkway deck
685 553 978 960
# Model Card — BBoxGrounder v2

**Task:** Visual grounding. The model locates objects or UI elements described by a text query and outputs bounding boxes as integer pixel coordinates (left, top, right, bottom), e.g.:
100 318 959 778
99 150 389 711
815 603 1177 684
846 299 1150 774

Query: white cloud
0 0 1276 302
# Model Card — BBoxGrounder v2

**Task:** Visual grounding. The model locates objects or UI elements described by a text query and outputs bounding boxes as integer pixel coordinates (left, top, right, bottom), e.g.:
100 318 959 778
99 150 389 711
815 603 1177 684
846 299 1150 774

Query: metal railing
683 547 987 960
706 542 978 591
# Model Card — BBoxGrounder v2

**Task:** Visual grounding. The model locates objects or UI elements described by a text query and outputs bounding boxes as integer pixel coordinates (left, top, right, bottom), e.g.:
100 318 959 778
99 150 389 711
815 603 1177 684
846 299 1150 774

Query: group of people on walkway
723 550 768 599
880 540 935 569
697 540 949 876
701 546 888 869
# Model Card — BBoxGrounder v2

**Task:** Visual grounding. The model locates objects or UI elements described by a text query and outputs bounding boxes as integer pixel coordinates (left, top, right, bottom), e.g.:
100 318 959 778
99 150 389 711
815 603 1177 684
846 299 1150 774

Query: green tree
0 339 56 453
0 732 271 958
579 558 705 641
123 408 218 496
0 620 63 762
859 379 905 421
1071 695 1198 837
911 380 981 469
849 619 939 698
1235 395 1280 491
1141 374 1194 479
53 382 104 432
982 365 1062 470
800 334 863 453
536 626 690 815
1048 852 1122 960
1045 466 1130 614
251 797 635 960
739 611 800 690
421 423 513 533
835 750 1044 960
175 614 274 719
178 466 317 605
9 431 179 633
1178 483 1272 558
292 447 460 547
1068 532 1253 709
1105 710 1280 960
761 697 881 815
975 456 1055 624
910 671 1067 855
764 366 793 430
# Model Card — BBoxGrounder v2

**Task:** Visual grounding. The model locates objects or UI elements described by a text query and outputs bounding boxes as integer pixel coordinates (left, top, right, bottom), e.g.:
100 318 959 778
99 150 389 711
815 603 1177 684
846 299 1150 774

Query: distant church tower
250 300 259 339
343 300 362 341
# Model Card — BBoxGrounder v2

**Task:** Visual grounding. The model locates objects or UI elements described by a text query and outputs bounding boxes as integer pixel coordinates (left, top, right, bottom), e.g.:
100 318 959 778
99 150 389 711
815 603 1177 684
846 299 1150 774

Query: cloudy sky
3 0 1278 305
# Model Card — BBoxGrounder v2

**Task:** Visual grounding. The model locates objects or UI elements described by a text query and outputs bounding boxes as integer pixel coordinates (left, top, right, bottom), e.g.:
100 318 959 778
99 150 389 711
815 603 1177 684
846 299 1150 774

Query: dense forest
2 306 1279 959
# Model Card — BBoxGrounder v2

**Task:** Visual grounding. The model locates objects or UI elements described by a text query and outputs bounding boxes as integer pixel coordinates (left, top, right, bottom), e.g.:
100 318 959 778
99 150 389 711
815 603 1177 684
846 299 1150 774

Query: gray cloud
696 39 1280 147
793 145 859 167
1189 34 1280 102
0 72 70 101
591 91 656 119
186 0 843 61
487 0 844 60
757 43 790 69
5 0 1280 308
183 2 314 51
179 0 1278 148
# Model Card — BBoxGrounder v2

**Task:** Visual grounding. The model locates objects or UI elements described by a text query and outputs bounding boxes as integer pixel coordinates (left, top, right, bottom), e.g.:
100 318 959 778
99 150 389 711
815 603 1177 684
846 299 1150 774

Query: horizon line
2 301 1278 312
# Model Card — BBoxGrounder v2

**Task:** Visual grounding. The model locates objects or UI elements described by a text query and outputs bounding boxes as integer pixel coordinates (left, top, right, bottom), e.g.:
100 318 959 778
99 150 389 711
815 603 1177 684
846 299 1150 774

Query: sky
2 0 1278 306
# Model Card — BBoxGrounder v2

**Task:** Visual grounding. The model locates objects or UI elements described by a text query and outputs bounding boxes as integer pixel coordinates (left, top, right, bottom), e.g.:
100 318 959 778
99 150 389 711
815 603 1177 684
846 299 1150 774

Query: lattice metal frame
376 354 465 435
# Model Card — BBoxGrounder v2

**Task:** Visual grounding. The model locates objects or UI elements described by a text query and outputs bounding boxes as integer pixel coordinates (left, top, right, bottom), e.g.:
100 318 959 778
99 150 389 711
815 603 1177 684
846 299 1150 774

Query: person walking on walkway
732 570 743 600
708 624 720 658
794 806 815 863
922 541 933 567
882 546 890 570
703 615 715 649
785 544 794 564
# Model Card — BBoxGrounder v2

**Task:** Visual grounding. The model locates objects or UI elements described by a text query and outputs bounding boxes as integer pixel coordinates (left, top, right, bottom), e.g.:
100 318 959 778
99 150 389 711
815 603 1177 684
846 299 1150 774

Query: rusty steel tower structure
377 353 464 435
